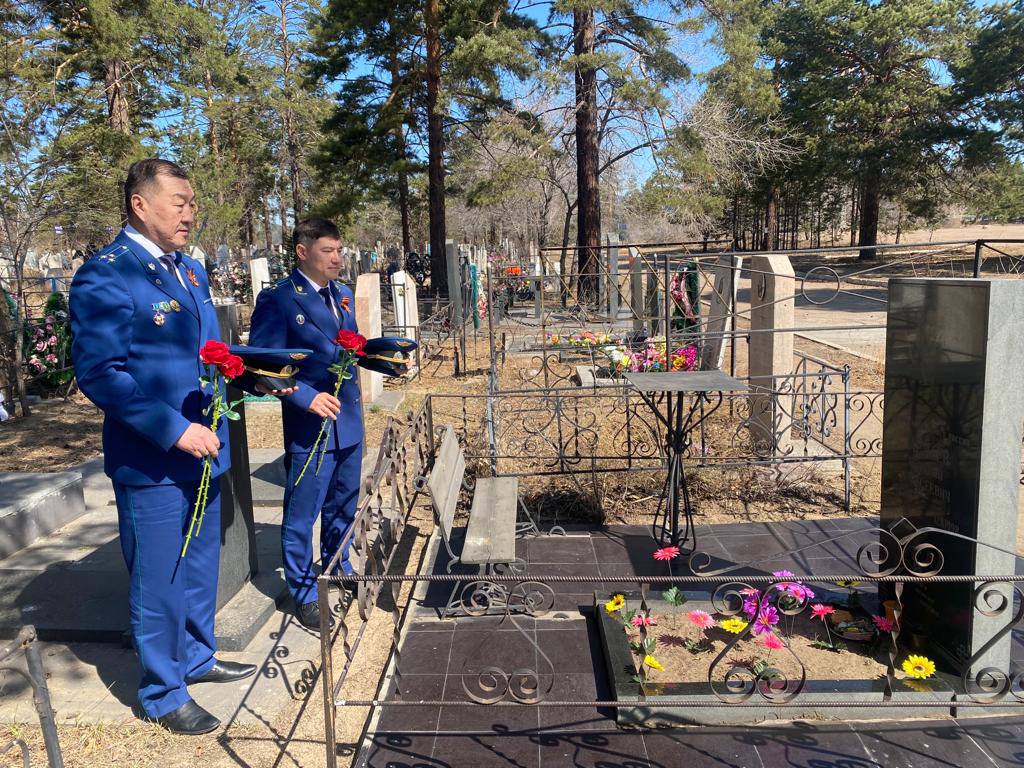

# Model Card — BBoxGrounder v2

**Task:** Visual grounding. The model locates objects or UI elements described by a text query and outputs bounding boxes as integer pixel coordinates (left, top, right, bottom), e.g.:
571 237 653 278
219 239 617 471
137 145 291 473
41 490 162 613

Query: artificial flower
644 655 664 671
835 580 861 589
605 594 626 614
902 655 936 679
719 618 748 634
810 604 836 621
872 615 894 632
631 615 656 628
653 546 680 561
762 633 784 651
687 610 715 629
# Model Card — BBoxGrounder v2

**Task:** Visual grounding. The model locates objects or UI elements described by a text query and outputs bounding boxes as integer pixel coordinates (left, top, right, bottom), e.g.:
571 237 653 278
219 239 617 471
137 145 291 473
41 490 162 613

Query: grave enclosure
314 240 1024 767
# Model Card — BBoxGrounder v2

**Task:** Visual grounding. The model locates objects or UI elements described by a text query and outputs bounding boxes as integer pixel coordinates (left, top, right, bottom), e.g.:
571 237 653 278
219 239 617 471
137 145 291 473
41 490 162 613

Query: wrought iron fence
0 626 63 768
315 413 1024 767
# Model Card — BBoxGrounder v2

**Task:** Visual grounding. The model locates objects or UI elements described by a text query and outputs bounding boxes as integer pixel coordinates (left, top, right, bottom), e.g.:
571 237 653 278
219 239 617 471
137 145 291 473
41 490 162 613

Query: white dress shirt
298 269 339 321
124 224 187 288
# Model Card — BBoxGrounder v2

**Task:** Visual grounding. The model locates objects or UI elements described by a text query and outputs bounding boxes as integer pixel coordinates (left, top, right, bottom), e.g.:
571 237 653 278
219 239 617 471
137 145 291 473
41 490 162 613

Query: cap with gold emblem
226 345 313 391
356 337 419 377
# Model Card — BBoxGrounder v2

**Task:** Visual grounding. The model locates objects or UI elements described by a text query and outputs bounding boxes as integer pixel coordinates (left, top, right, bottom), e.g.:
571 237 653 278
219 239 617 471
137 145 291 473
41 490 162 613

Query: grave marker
880 277 1024 676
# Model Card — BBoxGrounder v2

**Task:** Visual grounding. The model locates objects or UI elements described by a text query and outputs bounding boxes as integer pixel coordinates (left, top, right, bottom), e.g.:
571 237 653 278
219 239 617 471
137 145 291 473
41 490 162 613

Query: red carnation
335 329 367 356
219 354 245 379
199 339 232 365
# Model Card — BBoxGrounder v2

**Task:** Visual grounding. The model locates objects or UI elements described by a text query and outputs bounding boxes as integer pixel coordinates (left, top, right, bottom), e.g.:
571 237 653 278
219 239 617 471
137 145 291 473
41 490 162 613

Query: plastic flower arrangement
605 594 626 614
902 654 936 679
720 617 748 634
687 610 716 629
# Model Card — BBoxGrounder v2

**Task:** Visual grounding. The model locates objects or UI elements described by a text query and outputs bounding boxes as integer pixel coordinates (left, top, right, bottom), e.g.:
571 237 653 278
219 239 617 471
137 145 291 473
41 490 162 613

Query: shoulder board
94 243 130 264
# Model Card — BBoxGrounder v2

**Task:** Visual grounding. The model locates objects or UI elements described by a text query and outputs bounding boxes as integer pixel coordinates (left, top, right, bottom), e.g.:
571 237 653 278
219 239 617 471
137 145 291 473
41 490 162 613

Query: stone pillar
700 254 743 371
249 256 270 302
390 269 419 341
747 255 794 455
605 233 620 321
355 273 383 404
213 300 258 610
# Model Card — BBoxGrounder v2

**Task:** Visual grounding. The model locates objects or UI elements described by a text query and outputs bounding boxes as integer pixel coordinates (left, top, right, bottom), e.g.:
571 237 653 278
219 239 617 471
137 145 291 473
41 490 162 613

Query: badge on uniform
153 312 166 326
340 296 351 314
296 314 305 325
186 268 199 287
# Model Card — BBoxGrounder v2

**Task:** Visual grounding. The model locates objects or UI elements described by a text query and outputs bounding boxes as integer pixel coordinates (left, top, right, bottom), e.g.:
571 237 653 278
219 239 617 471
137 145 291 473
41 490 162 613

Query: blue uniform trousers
281 443 361 606
112 481 220 718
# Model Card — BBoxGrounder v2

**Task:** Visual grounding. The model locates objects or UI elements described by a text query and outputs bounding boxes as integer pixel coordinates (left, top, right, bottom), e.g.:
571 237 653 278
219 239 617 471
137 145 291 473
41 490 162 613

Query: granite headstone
880 278 1024 676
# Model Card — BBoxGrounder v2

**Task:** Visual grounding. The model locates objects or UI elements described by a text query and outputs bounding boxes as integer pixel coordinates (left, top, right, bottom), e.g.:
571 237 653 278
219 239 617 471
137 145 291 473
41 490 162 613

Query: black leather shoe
187 660 257 685
297 600 335 630
150 700 220 735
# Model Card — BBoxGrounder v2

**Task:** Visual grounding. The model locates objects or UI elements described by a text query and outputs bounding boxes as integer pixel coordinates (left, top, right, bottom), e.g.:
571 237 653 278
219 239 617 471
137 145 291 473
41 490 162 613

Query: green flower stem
182 371 223 557
295 352 355 486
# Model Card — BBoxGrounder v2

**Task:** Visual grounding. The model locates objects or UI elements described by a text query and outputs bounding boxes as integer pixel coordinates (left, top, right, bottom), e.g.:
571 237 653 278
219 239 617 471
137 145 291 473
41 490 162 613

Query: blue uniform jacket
70 231 229 486
247 270 363 453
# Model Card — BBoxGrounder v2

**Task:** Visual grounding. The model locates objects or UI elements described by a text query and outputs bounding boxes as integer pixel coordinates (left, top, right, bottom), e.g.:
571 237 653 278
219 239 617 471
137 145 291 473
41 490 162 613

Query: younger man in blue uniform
248 219 363 629
70 159 290 734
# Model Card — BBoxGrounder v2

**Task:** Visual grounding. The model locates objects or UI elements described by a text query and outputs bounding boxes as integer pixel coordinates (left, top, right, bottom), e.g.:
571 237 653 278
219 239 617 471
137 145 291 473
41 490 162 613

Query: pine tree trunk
104 59 131 134
574 7 600 305
849 186 858 247
262 197 273 249
763 184 778 250
425 0 447 296
857 170 881 261
280 2 303 217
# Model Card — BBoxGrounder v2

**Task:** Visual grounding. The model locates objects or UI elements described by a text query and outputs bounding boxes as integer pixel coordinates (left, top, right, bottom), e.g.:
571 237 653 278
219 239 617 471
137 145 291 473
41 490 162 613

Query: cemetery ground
4 233 1024 766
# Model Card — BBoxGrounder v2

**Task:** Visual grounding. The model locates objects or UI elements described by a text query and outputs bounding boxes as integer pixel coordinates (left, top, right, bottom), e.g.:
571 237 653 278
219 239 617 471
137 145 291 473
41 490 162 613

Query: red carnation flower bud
335 329 367 356
199 339 231 365
218 354 245 379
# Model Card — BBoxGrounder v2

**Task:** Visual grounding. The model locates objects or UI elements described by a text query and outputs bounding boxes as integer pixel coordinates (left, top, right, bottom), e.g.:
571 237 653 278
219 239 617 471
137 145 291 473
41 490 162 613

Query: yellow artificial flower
644 655 664 671
719 618 748 634
902 654 936 680
604 594 625 614
835 579 861 588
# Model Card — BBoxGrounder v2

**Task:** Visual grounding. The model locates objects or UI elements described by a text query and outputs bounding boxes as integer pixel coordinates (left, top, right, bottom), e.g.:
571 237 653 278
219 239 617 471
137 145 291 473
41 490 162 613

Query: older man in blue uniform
248 218 363 629
70 159 283 735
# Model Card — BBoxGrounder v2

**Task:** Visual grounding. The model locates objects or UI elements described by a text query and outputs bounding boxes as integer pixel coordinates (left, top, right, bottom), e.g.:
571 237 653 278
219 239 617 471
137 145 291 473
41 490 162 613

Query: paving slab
0 470 85 559
0 591 326 728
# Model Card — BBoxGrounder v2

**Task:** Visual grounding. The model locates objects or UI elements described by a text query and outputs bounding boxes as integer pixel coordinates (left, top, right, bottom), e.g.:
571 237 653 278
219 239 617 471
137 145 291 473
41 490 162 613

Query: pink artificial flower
762 633 785 651
48 335 57 345
35 342 45 351
739 587 760 597
45 354 57 363
752 606 779 636
653 546 680 561
810 604 835 621
45 315 54 324
631 614 656 628
687 610 715 629
872 615 894 632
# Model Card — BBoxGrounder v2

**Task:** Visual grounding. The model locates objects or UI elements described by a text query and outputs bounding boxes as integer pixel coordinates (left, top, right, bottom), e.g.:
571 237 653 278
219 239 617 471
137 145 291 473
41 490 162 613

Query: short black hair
293 218 341 252
124 158 190 220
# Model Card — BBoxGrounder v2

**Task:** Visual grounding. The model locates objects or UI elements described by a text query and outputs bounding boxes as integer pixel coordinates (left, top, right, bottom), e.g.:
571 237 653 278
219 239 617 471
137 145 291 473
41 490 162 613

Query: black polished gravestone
213 300 259 611
880 278 1024 677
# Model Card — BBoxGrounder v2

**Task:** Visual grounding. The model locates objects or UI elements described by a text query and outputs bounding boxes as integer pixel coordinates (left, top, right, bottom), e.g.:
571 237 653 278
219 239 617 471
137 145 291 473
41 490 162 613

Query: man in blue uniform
248 218 363 630
70 159 280 735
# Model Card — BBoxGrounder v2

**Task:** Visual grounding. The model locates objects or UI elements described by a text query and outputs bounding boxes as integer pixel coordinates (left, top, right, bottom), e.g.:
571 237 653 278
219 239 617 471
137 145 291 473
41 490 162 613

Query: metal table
624 370 747 553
